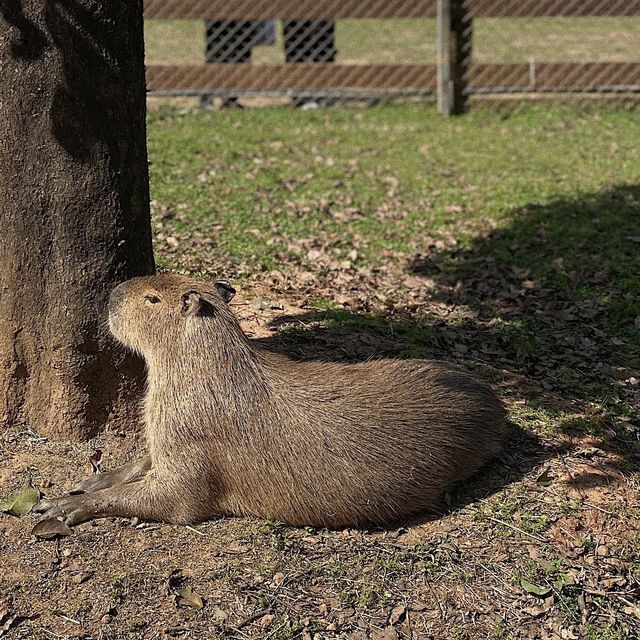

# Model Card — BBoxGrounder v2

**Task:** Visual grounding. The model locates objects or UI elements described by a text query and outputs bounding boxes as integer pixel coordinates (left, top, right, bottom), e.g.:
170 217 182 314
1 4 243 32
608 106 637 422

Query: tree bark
0 0 155 440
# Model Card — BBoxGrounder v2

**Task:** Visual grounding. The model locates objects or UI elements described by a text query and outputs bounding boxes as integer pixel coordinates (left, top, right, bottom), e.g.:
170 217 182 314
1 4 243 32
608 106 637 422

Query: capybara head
108 274 237 358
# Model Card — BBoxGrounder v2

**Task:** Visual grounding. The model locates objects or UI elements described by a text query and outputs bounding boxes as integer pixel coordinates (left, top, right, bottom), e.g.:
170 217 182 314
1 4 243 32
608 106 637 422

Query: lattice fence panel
143 0 640 109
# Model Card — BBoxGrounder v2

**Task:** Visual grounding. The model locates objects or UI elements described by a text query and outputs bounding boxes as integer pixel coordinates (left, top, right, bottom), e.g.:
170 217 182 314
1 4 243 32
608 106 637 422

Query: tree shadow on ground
1 0 48 60
406 183 639 464
252 184 639 509
408 183 640 390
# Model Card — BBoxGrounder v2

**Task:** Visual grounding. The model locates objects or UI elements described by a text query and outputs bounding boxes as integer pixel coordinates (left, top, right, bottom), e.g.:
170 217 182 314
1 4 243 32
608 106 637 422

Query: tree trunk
0 0 155 440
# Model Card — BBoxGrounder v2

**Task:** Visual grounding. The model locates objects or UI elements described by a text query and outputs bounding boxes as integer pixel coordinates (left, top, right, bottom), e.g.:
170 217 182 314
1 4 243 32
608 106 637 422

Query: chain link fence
143 0 640 112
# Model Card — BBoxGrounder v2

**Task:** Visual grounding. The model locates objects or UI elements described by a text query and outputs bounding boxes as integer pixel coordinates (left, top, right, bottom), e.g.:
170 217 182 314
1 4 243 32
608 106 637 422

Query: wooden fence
143 0 640 115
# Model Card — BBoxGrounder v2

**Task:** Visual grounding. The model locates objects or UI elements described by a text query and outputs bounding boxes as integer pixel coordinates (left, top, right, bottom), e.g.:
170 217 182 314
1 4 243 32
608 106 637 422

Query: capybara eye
144 295 161 304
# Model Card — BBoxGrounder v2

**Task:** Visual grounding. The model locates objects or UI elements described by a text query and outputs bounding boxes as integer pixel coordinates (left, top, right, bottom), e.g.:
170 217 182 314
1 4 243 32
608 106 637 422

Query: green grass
148 105 640 315
584 626 630 640
148 105 640 240
144 18 640 65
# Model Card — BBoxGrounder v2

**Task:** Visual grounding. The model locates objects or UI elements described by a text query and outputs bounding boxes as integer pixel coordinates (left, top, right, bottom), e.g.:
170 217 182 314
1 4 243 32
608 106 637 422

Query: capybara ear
180 290 201 317
214 281 236 303
181 289 218 317
182 289 218 317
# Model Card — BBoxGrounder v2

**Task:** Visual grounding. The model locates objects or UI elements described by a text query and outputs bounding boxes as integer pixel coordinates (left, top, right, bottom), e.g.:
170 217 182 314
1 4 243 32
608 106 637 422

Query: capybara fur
35 274 506 528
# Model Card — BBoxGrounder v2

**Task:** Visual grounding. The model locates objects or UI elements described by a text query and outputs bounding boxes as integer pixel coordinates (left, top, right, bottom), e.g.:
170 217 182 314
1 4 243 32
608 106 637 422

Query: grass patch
584 626 630 640
148 104 640 300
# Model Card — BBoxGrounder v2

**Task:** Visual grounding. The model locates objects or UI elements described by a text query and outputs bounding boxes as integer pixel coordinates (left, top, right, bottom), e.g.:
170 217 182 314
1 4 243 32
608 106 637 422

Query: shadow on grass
261 186 638 382
407 183 639 388
253 184 639 500
407 183 640 470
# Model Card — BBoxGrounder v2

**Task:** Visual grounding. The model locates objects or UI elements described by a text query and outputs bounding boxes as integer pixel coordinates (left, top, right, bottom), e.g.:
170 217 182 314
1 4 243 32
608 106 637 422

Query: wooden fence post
437 0 453 115
437 0 473 115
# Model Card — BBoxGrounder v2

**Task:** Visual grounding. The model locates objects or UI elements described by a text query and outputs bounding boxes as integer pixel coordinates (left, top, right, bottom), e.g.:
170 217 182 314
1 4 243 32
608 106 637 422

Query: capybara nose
109 283 126 311
109 279 136 313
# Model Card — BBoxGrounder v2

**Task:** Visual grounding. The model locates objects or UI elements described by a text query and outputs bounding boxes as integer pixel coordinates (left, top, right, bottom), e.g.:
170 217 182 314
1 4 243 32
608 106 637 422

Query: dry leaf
371 627 398 640
32 518 72 539
259 614 274 628
0 599 23 639
0 483 40 517
388 602 406 625
522 605 545 618
210 606 229 624
89 449 103 474
176 585 204 610
227 540 251 554
535 467 554 486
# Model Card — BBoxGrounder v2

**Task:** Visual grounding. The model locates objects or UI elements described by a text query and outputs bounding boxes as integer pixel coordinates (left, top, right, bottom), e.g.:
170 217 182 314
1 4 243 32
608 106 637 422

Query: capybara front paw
33 494 98 526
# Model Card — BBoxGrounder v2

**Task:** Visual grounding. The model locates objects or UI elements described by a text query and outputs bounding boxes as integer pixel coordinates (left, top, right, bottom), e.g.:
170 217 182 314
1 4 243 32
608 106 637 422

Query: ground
1 105 639 639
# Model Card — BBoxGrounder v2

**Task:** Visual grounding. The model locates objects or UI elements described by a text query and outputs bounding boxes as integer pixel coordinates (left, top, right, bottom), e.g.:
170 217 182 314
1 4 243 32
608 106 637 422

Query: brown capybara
35 274 506 528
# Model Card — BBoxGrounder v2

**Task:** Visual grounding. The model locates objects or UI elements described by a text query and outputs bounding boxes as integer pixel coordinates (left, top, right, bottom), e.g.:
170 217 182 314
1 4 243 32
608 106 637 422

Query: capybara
35 274 506 528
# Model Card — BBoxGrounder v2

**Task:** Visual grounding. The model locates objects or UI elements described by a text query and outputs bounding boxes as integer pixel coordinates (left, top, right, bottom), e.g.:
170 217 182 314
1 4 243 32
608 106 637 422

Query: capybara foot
69 455 152 494
34 494 101 527
35 477 199 527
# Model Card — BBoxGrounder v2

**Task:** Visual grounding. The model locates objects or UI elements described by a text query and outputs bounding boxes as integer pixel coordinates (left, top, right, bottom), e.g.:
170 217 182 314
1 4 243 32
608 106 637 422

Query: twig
54 612 81 625
583 589 638 599
555 525 579 542
423 576 445 620
262 621 287 640
185 525 205 536
583 501 616 516
486 516 546 543
556 452 587 499
233 607 272 631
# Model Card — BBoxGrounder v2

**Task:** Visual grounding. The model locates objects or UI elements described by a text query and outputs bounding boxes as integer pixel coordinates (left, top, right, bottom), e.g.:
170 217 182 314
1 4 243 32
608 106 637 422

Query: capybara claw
32 499 55 514
33 495 96 526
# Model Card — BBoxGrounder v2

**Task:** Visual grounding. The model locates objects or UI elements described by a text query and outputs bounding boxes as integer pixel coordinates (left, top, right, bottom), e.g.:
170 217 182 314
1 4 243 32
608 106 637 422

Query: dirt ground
1 274 639 640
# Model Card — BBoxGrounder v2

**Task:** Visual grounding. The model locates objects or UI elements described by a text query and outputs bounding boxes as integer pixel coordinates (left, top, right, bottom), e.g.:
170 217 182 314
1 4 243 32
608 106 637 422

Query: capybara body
36 274 506 528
